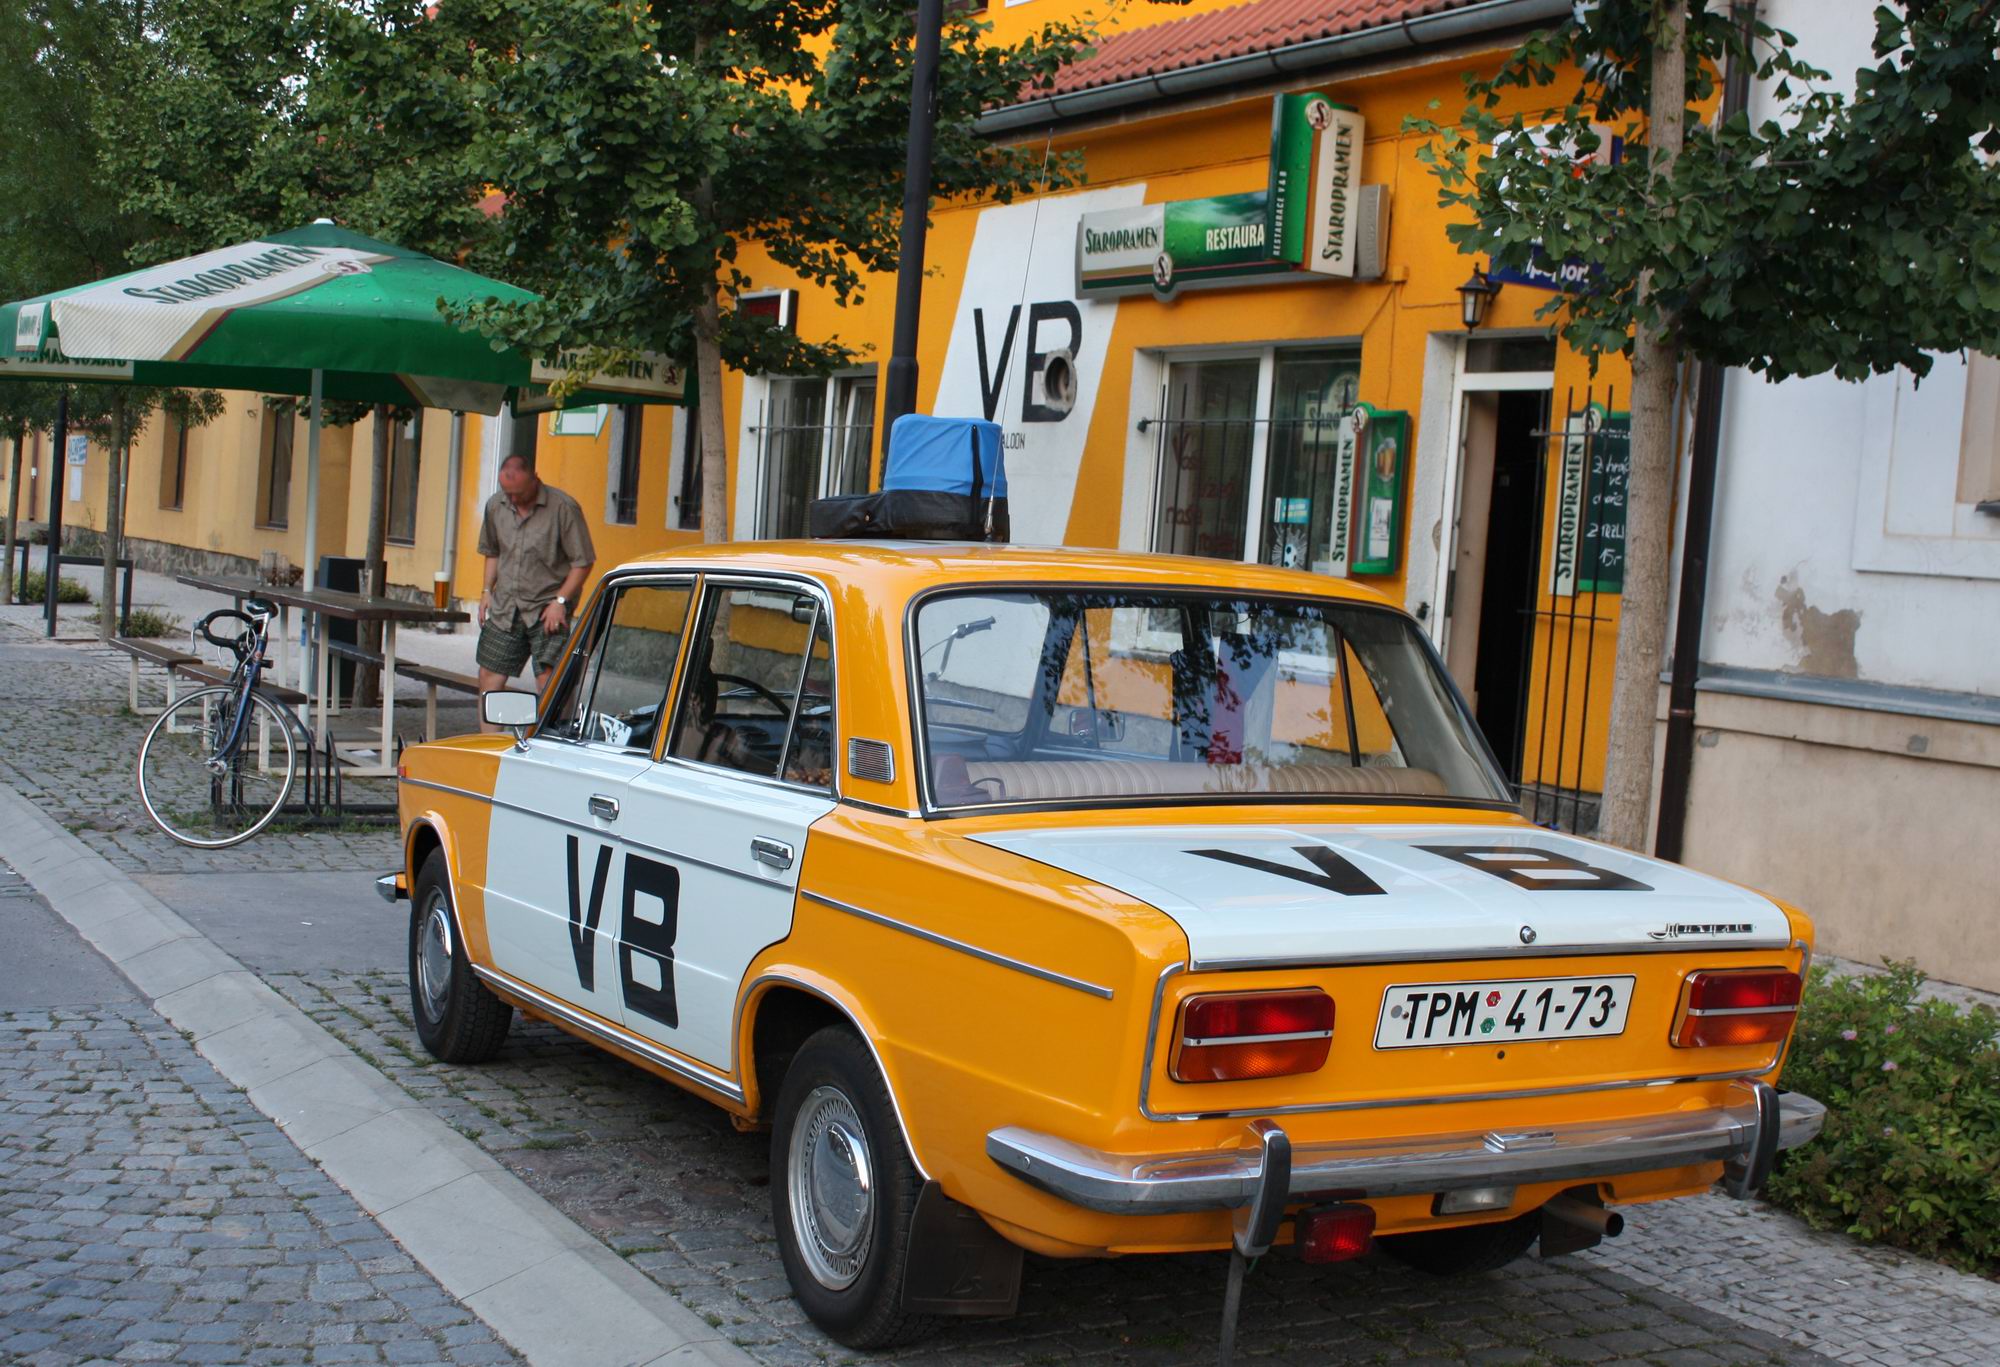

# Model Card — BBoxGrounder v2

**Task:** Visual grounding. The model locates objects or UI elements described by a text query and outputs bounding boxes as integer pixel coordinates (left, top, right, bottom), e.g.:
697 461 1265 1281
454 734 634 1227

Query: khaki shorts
477 606 569 678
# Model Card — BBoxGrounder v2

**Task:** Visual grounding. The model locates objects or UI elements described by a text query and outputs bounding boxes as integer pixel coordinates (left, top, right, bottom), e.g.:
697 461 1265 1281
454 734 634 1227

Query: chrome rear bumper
987 1081 1824 1216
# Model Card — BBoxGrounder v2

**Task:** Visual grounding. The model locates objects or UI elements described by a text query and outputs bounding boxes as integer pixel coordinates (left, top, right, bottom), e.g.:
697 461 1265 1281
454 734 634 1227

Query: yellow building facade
13 0 1630 815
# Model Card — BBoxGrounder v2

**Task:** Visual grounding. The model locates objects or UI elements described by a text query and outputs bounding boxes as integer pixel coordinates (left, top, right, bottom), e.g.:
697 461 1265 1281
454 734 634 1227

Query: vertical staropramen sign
1076 93 1367 300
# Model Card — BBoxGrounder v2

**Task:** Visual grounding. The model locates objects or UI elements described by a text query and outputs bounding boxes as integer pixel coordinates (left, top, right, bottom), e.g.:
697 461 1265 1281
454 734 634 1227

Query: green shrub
14 571 92 604
1766 961 2000 1275
87 607 180 639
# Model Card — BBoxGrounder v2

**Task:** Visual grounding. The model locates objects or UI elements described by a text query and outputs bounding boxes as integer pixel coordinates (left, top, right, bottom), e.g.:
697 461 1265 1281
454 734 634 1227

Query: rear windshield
912 589 1510 810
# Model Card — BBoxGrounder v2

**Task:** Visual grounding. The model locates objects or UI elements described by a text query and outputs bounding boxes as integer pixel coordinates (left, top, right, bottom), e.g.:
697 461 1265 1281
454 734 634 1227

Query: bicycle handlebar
195 608 263 655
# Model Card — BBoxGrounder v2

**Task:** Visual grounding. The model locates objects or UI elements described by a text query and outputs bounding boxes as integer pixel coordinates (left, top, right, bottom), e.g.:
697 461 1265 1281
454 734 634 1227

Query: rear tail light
1297 1203 1375 1264
1671 969 1802 1049
1171 989 1334 1083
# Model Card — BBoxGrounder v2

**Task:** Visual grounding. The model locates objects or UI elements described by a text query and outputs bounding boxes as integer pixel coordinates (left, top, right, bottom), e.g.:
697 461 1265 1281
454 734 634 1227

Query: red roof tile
1042 0 1488 97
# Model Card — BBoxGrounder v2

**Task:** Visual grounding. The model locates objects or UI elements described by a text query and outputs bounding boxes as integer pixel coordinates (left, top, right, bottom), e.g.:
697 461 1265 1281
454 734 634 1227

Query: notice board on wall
1550 405 1627 596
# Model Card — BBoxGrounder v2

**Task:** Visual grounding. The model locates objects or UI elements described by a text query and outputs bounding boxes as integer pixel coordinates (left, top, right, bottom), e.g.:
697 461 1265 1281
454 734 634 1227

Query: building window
1152 358 1259 560
387 414 421 545
607 404 643 525
159 413 189 510
1149 347 1363 568
1959 351 2000 507
674 408 703 531
256 402 294 528
754 371 877 539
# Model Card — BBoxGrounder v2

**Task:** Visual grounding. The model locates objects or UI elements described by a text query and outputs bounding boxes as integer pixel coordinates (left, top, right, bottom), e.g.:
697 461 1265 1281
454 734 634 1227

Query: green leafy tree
0 382 62 605
106 0 514 676
454 0 1102 541
0 0 228 636
1411 1 2000 849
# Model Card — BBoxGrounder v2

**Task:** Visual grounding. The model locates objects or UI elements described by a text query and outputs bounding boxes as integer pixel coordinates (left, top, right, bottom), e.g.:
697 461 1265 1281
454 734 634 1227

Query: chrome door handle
588 794 620 821
751 837 794 871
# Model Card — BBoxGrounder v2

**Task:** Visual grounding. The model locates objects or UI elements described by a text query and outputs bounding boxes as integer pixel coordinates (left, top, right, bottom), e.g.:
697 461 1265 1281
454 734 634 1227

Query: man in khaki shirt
475 454 595 712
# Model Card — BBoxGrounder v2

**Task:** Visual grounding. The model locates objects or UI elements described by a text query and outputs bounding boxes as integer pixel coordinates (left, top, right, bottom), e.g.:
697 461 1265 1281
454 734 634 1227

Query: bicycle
137 598 305 848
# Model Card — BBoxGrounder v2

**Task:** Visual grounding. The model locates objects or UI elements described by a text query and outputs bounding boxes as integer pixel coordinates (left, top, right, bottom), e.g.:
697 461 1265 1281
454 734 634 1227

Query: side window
538 599 607 741
540 582 693 749
670 586 821 780
780 615 835 788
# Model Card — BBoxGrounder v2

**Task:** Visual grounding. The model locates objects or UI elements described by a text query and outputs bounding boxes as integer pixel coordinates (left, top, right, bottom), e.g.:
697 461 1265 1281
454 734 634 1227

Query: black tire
1377 1209 1541 1276
408 849 513 1063
770 1026 932 1350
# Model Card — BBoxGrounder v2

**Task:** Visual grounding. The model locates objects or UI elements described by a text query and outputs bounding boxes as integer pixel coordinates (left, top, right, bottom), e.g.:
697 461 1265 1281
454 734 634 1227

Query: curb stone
0 777 759 1367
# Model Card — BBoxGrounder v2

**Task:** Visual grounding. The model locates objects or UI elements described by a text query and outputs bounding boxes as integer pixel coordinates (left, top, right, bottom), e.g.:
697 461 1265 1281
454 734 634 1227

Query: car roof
614 540 1400 608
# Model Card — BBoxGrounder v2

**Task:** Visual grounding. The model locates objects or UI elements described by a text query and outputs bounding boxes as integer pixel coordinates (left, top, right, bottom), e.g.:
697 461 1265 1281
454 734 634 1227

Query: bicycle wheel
137 686 299 848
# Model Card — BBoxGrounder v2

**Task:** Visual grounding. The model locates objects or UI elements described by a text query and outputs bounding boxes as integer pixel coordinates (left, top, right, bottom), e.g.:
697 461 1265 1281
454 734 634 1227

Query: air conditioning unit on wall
1354 185 1391 282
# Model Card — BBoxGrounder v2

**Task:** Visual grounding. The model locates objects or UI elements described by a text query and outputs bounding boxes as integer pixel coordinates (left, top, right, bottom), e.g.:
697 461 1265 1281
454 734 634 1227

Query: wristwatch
554 595 568 610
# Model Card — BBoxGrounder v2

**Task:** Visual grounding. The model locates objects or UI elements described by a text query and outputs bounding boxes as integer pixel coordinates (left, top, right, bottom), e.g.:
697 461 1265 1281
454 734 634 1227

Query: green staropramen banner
1549 404 1629 596
1075 93 1366 300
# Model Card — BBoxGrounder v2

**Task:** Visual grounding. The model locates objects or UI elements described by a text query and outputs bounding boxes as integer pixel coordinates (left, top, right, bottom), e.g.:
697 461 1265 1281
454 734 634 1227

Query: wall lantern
1458 268 1502 331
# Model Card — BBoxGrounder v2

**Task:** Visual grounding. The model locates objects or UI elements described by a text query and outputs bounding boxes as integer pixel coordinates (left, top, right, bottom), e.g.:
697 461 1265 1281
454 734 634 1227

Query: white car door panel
615 763 834 1068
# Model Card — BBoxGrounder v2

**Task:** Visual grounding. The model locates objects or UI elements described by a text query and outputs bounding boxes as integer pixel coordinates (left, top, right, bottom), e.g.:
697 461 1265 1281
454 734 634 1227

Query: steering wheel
710 671 791 716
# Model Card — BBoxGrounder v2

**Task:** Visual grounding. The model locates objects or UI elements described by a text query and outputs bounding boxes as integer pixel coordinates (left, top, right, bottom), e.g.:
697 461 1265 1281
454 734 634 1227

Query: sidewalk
0 866 521 1367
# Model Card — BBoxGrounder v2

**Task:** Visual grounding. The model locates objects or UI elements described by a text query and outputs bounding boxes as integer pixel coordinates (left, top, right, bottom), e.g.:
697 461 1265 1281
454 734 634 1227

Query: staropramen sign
1075 93 1367 300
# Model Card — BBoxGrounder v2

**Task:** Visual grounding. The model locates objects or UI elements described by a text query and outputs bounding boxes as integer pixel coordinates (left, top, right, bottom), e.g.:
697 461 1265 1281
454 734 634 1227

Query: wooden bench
108 637 200 715
394 659 483 740
170 660 309 707
324 638 385 671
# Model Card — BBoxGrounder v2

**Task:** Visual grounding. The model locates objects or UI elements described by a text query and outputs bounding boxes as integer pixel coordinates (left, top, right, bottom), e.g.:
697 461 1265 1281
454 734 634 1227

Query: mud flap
900 1181 1022 1317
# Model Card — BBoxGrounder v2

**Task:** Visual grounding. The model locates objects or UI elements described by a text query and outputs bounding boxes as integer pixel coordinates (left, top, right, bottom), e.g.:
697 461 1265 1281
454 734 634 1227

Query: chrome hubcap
788 1085 873 1290
417 895 453 1022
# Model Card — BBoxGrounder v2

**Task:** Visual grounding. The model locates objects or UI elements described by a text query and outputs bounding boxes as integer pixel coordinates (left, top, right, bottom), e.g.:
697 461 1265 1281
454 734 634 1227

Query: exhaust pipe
1544 1194 1624 1239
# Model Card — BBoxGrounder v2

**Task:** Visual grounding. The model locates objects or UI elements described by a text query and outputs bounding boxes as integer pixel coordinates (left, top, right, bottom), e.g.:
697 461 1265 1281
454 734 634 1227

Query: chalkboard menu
1550 405 1627 595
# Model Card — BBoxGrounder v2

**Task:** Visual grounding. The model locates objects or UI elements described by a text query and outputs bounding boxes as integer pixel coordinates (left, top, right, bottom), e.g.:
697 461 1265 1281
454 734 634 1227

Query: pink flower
1884 1023 1900 1035
1881 1060 1898 1072
1841 1029 1858 1041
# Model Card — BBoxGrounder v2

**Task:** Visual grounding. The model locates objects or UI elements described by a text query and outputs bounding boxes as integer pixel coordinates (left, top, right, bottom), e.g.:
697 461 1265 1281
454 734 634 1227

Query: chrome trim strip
1190 939 1793 972
398 775 778 890
734 972 930 1181
1183 1030 1332 1047
1686 1004 1799 1018
801 891 1115 1000
1137 960 1782 1122
987 1086 1828 1216
838 796 922 819
471 964 745 1103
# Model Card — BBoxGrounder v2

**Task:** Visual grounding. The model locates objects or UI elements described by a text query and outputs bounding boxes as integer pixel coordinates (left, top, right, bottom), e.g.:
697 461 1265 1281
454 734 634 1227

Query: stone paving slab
0 994 521 1366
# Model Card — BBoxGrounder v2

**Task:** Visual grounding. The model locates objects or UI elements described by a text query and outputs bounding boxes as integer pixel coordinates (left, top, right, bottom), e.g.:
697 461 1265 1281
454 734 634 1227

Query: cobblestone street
0 871 520 1367
5 615 2000 1367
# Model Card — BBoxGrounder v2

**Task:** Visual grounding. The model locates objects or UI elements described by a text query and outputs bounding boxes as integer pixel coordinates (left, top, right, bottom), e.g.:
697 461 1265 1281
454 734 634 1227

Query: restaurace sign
1075 93 1369 299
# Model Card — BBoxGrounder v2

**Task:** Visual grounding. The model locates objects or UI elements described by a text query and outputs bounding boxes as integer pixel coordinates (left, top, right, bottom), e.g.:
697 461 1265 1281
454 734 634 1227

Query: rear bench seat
939 756 1446 805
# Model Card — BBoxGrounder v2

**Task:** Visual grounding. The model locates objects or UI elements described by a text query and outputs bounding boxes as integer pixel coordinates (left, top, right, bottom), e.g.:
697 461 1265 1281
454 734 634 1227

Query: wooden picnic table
176 572 469 776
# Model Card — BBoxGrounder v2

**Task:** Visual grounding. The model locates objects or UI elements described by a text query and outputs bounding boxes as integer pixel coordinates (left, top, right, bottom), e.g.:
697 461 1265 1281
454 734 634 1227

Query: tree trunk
99 394 128 641
357 405 391 708
694 296 729 544
2 436 20 605
1597 0 1688 851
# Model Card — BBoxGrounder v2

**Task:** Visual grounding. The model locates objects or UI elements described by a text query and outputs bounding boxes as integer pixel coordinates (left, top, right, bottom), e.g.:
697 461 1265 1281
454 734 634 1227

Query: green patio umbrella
0 219 685 588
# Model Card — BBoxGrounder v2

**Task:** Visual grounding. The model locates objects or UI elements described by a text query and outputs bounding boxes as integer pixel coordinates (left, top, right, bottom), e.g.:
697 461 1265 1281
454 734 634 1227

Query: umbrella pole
304 369 322 593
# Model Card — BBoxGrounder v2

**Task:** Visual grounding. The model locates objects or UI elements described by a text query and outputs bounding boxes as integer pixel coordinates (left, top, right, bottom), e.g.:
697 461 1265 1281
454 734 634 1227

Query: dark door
1471 390 1548 778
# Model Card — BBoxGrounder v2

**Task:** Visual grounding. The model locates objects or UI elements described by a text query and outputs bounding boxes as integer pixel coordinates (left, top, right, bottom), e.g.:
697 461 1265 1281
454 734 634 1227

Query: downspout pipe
976 0 1572 136
1655 1 1757 863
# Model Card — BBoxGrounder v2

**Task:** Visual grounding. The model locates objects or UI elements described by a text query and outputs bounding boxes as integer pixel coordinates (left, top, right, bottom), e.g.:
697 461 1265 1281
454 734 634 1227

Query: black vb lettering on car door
566 835 683 1028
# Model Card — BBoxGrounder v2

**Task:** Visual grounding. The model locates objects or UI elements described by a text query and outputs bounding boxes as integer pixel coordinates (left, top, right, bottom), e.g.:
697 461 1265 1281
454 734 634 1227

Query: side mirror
482 689 538 749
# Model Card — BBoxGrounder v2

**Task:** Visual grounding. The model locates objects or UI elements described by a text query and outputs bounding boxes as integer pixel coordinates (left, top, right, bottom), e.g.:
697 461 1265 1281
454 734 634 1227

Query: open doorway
1441 387 1549 780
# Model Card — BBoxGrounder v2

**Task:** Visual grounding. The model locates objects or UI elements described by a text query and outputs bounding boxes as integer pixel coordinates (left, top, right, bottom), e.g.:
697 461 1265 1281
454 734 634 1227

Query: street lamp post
881 0 946 439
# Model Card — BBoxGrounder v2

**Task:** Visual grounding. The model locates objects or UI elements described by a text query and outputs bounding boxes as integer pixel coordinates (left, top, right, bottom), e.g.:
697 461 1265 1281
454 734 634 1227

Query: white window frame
743 366 878 539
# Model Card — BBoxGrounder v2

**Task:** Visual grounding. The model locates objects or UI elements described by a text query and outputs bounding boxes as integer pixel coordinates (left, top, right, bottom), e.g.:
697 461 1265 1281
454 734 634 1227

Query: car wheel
408 848 513 1064
1376 1209 1541 1276
770 1025 932 1349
